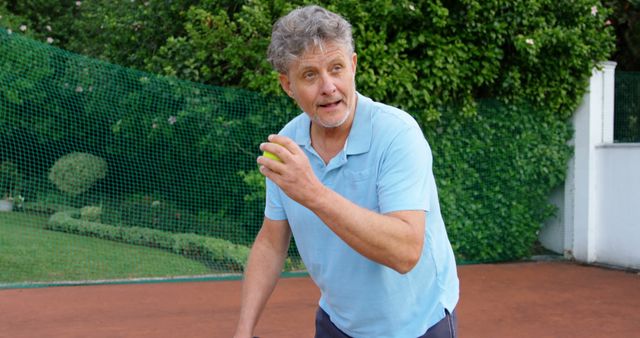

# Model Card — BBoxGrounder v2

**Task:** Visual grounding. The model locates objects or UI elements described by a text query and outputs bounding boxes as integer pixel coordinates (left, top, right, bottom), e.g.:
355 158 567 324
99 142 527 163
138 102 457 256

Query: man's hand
257 134 325 206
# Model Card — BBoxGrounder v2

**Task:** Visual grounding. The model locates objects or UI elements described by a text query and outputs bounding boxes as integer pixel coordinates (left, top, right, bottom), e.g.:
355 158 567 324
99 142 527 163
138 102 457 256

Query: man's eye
304 72 315 79
332 65 343 72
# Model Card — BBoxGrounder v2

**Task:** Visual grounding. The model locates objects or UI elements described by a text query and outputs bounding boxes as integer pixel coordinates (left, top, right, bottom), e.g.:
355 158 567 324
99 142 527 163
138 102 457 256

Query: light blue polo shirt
265 93 459 337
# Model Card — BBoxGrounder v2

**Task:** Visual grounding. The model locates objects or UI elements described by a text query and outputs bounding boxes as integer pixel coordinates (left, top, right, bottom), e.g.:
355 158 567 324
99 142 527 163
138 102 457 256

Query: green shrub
29 0 614 120
0 0 73 43
4 0 614 116
102 193 255 246
194 210 252 246
46 210 250 271
108 194 196 233
426 100 573 262
49 152 107 196
172 233 250 271
80 205 102 222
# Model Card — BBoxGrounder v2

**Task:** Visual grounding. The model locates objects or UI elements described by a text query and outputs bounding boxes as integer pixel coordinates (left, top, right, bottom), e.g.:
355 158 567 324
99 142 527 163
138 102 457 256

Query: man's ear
352 53 358 73
279 73 294 98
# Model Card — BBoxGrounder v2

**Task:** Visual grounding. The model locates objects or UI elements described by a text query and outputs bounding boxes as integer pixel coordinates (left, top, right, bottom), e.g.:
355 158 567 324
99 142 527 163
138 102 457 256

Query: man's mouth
319 99 342 108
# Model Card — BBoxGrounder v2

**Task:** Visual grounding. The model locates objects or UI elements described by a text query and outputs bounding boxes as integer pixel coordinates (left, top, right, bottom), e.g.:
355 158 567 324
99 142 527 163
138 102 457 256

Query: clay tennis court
1 260 639 338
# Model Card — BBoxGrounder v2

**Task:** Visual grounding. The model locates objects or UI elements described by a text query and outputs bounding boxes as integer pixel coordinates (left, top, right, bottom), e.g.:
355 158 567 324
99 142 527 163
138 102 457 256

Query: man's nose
319 73 337 95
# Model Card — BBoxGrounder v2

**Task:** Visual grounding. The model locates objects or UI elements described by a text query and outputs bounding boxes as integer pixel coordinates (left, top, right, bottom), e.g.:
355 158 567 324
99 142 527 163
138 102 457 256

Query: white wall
540 62 640 270
594 144 640 269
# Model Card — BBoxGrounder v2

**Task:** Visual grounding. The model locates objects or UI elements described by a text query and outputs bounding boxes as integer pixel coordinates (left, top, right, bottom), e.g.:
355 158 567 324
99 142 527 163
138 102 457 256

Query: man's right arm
233 217 292 338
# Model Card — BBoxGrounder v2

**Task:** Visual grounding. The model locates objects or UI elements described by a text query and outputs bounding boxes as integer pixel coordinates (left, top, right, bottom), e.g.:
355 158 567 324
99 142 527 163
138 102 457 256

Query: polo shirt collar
346 93 372 156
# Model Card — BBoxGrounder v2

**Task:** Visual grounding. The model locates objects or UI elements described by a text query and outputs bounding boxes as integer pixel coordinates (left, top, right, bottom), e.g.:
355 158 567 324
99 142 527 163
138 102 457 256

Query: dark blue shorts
314 307 457 338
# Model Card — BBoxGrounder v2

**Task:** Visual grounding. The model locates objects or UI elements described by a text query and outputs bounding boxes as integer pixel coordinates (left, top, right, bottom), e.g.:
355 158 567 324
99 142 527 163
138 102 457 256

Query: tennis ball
263 150 282 162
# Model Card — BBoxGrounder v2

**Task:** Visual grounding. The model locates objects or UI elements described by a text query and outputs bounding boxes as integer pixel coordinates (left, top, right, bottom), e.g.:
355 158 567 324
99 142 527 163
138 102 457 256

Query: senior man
234 5 459 338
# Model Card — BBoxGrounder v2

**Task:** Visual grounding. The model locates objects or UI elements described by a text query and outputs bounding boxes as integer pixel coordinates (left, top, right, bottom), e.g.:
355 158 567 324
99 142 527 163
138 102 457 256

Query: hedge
46 211 250 272
427 100 573 261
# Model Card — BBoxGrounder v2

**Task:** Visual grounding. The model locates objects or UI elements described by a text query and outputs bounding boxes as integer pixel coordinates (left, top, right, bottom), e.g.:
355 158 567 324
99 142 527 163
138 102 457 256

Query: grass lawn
0 212 214 284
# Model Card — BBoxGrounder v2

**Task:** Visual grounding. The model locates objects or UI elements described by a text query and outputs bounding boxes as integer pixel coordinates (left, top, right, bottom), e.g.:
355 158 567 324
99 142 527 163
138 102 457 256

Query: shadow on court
1 260 639 338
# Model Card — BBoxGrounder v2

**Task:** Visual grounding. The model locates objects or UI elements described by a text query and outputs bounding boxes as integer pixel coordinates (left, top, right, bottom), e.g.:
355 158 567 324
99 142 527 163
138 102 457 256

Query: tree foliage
49 152 107 196
0 0 616 118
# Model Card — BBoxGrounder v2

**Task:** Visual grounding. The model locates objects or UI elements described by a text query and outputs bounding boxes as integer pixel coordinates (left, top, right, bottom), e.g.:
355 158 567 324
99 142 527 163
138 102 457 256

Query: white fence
540 62 640 270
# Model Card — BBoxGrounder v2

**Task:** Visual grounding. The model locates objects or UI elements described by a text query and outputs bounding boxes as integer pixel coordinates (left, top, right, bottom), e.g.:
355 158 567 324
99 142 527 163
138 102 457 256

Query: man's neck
310 112 354 164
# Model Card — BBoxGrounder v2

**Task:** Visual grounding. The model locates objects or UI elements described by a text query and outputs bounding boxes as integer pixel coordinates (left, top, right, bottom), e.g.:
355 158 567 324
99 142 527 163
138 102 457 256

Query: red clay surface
1 260 639 338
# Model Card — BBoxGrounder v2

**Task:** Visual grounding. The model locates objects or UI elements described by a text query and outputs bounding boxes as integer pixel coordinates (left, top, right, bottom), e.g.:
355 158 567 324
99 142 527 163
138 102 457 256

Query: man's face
279 41 357 129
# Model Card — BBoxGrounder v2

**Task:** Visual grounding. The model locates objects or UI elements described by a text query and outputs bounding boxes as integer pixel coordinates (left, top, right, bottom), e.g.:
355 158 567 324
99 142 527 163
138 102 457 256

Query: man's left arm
308 189 425 274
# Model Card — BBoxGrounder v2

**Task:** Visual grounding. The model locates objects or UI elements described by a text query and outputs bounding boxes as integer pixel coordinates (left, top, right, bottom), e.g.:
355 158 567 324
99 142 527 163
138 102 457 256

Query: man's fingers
267 135 301 156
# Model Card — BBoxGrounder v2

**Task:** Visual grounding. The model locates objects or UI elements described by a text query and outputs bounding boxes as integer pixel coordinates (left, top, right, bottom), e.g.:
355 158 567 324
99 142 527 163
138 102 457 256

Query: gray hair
267 5 354 74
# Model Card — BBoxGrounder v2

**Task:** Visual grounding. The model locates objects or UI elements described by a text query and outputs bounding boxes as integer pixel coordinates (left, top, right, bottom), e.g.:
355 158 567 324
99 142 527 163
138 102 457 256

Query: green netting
614 71 640 142
0 26 579 288
0 28 303 286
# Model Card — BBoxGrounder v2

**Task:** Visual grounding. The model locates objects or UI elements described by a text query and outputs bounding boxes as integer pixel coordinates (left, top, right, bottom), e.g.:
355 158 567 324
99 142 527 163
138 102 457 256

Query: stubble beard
312 92 357 129
312 106 352 129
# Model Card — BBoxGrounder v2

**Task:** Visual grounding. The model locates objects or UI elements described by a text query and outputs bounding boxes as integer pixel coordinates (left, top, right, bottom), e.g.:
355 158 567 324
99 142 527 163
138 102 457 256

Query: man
234 5 459 338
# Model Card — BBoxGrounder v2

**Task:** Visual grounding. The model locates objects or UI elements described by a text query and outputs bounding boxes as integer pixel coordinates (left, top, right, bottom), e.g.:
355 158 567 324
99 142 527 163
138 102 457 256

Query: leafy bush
426 100 573 261
20 0 612 120
107 194 184 232
80 205 102 222
46 211 250 271
97 194 254 247
3 0 616 115
193 210 252 246
0 0 76 43
49 152 107 196
173 233 249 271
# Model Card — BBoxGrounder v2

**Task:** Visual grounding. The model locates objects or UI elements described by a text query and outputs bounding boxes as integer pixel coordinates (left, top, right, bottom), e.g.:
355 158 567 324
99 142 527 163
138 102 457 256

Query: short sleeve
264 177 287 220
377 125 433 214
